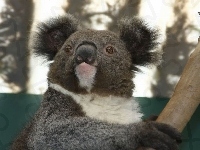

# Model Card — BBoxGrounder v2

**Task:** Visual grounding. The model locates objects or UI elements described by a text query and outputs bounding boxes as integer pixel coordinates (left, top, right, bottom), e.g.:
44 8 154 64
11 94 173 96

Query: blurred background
0 0 199 97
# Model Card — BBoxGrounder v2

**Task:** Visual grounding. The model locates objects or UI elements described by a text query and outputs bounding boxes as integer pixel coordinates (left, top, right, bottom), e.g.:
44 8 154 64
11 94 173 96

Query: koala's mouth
75 62 97 91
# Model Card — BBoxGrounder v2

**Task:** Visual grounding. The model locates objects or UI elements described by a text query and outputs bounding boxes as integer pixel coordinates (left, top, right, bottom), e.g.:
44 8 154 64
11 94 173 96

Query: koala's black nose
75 44 97 65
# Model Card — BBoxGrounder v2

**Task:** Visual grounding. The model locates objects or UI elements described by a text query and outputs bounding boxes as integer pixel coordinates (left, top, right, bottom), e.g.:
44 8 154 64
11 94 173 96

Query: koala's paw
137 121 181 150
144 115 158 121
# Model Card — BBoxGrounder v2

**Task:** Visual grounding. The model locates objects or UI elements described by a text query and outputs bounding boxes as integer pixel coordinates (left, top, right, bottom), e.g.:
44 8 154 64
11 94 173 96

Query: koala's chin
75 62 97 92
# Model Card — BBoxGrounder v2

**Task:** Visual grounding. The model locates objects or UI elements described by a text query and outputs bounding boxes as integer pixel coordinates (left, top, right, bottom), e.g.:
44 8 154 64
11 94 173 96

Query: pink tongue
76 62 96 77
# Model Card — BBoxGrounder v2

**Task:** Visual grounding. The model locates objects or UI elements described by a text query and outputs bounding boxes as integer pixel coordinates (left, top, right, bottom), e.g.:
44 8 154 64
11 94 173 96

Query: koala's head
32 14 161 98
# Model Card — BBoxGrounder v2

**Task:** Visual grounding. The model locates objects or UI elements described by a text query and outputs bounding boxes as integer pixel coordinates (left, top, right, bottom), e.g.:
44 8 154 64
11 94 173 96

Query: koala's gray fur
11 14 181 150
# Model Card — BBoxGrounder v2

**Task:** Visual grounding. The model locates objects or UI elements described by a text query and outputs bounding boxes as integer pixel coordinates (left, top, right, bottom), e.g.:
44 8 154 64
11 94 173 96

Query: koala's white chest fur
49 83 143 124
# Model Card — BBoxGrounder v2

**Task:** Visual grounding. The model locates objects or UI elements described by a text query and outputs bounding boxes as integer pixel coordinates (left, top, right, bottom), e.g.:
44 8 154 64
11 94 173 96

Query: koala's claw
137 121 181 150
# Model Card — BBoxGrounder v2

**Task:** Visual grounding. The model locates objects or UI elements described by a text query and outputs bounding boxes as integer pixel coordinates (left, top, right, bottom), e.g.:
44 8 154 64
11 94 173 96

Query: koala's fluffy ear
118 17 161 66
31 14 78 60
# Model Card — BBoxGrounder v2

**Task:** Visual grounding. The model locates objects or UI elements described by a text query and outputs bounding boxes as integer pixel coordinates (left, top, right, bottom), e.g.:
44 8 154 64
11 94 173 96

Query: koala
11 14 181 150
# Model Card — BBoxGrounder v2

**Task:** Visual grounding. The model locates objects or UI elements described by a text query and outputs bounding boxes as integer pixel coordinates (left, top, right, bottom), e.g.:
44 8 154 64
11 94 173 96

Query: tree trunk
157 39 200 132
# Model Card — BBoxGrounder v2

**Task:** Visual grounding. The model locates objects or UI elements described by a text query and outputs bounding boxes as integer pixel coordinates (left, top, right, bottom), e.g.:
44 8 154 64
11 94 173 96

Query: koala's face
33 14 160 97
49 30 134 97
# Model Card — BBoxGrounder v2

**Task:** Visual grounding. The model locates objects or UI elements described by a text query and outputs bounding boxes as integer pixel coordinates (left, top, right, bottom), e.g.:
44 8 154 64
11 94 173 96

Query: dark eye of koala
104 45 115 56
64 45 73 54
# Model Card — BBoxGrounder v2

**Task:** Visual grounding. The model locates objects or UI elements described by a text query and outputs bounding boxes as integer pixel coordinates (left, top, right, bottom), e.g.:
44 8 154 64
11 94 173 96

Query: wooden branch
137 38 200 150
156 38 200 132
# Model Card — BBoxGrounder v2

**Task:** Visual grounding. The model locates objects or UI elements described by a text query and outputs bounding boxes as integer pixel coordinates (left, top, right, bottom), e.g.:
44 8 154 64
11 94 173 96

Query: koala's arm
29 116 181 150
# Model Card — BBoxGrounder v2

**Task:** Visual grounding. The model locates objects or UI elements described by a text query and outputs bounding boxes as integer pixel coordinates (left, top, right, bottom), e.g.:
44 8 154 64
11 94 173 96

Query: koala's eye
104 45 115 56
65 45 73 53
